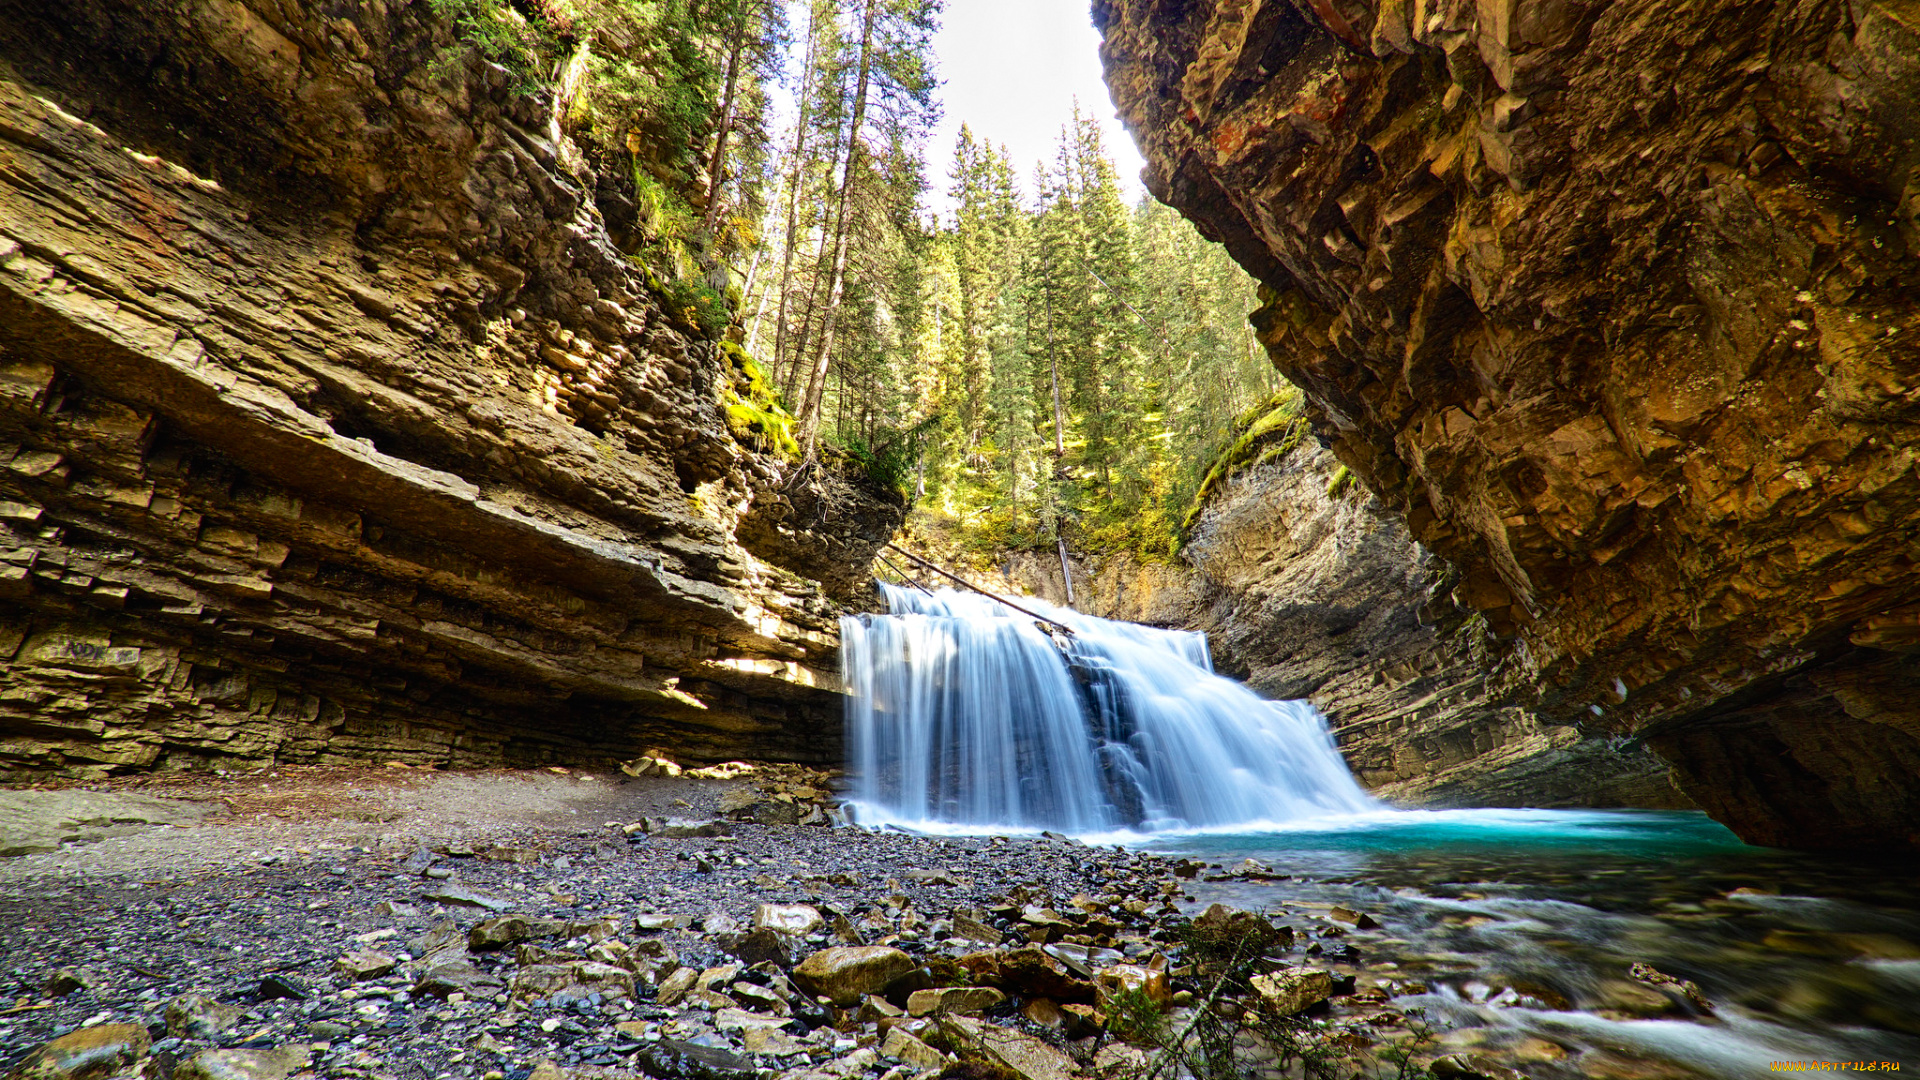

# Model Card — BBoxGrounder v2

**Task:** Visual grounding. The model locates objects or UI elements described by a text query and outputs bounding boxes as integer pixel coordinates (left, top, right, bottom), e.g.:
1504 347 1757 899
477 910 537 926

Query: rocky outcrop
0 0 897 777
991 440 1686 809
1099 0 1920 847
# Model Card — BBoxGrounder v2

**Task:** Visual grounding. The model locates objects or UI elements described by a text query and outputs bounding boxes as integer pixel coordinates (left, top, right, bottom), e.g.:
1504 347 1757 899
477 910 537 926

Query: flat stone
332 950 396 981
469 915 569 950
791 946 917 1006
511 961 635 1002
655 818 730 839
713 1007 790 1032
171 1046 311 1080
751 902 824 936
9 1023 150 1080
165 993 240 1039
632 1038 759 1080
741 1026 808 1057
906 986 1006 1017
635 912 691 932
43 968 97 997
1249 967 1334 1016
421 885 513 911
880 1027 949 1071
938 1015 1077 1080
655 966 698 1005
412 958 505 998
951 914 1004 944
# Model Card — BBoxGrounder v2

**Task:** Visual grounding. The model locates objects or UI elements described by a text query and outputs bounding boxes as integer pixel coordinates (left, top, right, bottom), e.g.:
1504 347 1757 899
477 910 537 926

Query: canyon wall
1099 0 1920 847
0 0 897 777
993 439 1685 809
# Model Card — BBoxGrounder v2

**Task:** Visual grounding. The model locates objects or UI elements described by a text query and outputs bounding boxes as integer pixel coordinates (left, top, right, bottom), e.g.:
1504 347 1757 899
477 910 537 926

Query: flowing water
840 587 1920 1075
841 584 1376 832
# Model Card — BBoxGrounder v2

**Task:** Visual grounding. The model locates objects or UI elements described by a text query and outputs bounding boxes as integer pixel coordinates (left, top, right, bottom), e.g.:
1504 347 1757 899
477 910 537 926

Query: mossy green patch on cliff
719 340 797 458
1180 389 1306 536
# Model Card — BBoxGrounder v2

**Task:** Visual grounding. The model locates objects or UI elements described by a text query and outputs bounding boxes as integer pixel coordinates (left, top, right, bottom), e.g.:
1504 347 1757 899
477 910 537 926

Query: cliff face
1098 0 1920 847
0 0 897 777
995 440 1685 809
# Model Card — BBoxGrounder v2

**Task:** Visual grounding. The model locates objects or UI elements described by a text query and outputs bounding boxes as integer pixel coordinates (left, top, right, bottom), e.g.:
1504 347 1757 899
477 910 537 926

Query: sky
926 0 1149 214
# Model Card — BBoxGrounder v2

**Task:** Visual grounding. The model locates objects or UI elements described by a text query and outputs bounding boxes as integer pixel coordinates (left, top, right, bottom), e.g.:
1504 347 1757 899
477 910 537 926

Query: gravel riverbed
0 767 1747 1080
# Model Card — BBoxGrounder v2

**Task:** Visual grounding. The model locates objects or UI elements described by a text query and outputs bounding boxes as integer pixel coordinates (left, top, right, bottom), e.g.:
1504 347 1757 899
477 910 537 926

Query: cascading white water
841 584 1378 834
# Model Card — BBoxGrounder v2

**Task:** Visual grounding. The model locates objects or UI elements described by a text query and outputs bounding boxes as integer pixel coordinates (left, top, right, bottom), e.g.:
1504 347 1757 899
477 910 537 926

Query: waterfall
841 585 1378 834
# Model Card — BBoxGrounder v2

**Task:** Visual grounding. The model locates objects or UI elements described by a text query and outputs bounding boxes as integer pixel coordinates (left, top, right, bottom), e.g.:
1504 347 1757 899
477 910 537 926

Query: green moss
718 340 798 459
1179 389 1307 537
1325 463 1354 498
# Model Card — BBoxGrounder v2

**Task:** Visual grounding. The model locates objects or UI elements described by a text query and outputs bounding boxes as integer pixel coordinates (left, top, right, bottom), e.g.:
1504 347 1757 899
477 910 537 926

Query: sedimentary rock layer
995 441 1685 810
1099 0 1920 846
0 0 893 776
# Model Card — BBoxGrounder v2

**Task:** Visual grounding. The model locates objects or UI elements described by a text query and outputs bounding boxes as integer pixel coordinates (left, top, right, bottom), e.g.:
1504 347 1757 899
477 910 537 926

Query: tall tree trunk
772 1 824 395
797 0 876 458
701 0 753 239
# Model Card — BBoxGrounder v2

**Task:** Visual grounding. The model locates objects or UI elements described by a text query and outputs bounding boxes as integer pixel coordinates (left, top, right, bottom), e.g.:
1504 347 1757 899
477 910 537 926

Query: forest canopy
436 0 1286 560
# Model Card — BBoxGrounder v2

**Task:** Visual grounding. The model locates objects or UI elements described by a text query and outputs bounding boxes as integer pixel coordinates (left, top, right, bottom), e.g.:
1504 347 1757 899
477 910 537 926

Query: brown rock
790 946 917 1006
1249 968 1334 1016
469 916 570 950
937 1015 1079 1080
171 1046 311 1080
9 1023 150 1080
333 950 397 981
905 986 1006 1017
879 1027 949 1071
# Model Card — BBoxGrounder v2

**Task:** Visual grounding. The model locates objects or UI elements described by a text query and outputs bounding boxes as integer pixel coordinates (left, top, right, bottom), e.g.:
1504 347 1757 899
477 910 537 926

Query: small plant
1326 462 1354 498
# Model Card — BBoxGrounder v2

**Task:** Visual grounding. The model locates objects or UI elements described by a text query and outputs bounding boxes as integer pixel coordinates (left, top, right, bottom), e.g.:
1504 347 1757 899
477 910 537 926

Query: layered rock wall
1099 0 1920 846
0 0 893 777
994 441 1684 809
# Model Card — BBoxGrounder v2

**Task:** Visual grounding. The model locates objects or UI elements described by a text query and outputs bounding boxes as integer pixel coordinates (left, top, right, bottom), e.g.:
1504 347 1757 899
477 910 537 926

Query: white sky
927 0 1149 215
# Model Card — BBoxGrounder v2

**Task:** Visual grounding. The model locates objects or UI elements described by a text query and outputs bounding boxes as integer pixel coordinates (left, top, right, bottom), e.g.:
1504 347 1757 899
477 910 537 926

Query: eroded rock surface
1099 0 1920 848
0 1 897 777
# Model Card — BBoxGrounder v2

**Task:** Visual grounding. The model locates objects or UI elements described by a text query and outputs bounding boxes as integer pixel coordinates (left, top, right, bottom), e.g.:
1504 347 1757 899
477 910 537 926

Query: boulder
880 1026 949 1071
8 1023 150 1080
791 946 917 1006
752 903 824 936
164 993 240 1040
332 950 397 981
1250 968 1334 1016
469 915 570 950
938 1015 1079 1080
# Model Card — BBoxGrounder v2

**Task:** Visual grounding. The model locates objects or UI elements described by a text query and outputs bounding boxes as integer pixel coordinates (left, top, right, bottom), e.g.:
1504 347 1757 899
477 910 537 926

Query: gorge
1 2 1918 1078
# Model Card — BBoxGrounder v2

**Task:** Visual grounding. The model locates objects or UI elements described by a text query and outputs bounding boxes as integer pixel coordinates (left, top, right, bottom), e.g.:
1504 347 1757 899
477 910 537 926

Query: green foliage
837 415 939 496
428 0 557 93
1326 462 1355 498
1102 984 1173 1046
719 341 798 458
1180 389 1306 535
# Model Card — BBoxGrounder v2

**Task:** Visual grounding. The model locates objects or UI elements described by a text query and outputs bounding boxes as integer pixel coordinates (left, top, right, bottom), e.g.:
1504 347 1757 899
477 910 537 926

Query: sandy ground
0 766 747 884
